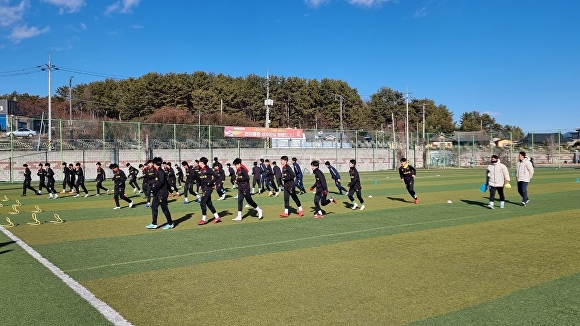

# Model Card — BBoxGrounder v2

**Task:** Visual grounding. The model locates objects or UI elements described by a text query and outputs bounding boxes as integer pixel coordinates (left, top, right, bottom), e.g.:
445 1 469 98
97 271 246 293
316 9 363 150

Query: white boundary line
0 225 132 326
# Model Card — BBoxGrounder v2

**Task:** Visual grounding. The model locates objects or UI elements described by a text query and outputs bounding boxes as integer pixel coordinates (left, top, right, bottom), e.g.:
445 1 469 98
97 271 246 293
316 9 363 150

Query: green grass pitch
1 167 579 325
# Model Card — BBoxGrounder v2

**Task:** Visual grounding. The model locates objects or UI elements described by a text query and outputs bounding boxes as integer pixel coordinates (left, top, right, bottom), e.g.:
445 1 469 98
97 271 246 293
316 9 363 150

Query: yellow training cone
1 195 8 202
27 213 41 226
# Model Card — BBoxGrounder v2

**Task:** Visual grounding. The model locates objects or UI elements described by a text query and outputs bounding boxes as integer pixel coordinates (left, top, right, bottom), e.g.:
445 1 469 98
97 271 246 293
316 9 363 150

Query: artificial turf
1 167 579 325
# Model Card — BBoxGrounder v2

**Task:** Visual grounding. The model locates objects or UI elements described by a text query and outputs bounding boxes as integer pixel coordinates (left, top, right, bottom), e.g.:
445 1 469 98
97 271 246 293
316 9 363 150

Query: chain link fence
1 117 579 182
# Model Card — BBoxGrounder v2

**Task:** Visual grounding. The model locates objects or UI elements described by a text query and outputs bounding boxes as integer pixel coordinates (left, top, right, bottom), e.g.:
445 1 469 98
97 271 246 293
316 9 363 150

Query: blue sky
0 0 579 132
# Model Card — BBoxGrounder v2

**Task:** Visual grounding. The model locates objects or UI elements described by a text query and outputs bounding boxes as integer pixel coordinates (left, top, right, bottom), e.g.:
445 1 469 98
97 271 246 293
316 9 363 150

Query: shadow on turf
387 196 408 203
0 241 15 249
173 213 194 227
0 250 13 255
461 198 522 208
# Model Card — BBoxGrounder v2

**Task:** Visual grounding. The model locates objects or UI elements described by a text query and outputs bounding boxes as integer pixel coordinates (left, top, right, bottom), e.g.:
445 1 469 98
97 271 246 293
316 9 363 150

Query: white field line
0 225 132 326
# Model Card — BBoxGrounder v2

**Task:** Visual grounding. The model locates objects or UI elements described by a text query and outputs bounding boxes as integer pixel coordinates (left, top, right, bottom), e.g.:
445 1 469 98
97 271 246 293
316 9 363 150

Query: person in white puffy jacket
516 151 534 206
486 155 510 209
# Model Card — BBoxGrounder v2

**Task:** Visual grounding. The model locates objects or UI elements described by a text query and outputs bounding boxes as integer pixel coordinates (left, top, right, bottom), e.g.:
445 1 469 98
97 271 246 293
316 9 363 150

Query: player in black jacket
37 163 47 194
347 159 365 210
45 163 58 199
279 156 304 218
95 162 109 196
197 157 221 225
398 157 418 204
272 161 282 196
309 160 336 218
174 163 184 188
232 158 263 221
73 162 89 197
213 162 227 201
227 163 236 189
181 161 200 204
144 160 156 207
126 163 141 193
61 162 73 194
110 163 133 209
251 161 262 195
146 157 174 229
22 164 39 196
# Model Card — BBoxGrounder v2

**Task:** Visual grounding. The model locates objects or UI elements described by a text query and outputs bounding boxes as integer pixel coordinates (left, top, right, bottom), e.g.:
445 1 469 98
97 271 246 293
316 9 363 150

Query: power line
0 67 44 77
56 66 128 80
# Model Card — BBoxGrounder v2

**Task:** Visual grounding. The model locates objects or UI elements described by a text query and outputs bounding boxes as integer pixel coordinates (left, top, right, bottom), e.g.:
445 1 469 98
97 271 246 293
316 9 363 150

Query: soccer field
1 168 580 325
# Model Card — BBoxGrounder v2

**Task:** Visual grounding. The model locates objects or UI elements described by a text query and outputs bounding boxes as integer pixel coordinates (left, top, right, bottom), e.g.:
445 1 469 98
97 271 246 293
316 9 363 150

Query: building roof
520 132 573 144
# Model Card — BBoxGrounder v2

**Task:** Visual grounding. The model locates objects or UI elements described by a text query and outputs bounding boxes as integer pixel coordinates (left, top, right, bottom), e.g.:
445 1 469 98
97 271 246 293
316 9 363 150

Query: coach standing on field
516 151 534 206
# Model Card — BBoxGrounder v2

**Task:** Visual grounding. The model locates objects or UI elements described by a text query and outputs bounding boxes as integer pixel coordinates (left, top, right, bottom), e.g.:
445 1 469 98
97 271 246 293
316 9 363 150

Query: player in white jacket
486 155 510 209
516 151 534 206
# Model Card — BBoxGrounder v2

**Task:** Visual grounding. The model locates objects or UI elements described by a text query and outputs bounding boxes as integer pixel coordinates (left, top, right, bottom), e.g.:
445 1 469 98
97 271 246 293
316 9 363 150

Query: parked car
5 128 38 137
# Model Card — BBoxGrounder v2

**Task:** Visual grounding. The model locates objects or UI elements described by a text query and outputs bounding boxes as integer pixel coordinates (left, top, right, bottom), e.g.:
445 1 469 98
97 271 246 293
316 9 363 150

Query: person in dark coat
146 157 174 229
22 164 39 196
232 158 263 221
110 163 133 209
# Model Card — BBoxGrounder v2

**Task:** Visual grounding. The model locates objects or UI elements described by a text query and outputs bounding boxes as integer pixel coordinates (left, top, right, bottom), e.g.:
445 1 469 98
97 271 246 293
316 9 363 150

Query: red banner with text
224 126 303 139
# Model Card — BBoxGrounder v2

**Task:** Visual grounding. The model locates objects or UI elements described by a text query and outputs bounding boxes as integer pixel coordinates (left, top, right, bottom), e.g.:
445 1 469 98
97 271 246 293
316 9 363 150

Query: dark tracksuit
150 167 172 226
398 163 417 199
23 167 38 195
281 163 301 211
167 166 177 193
145 166 156 204
198 166 219 216
228 166 236 186
252 165 262 190
182 165 199 200
74 167 89 195
37 167 47 192
236 166 259 211
293 161 306 193
348 167 364 204
311 168 332 213
215 167 226 198
273 165 282 191
128 166 140 191
96 166 108 194
112 169 132 207
326 164 348 194
62 165 73 191
46 168 57 194
175 165 184 186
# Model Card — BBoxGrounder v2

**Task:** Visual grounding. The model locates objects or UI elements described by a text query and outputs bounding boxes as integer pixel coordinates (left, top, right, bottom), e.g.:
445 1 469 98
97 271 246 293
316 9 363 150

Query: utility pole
39 53 58 149
69 76 74 125
264 70 273 148
405 87 411 158
422 104 426 145
334 94 344 148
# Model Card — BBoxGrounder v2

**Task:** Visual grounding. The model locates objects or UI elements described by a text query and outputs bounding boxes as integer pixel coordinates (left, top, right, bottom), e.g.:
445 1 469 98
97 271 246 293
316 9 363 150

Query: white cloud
413 6 427 18
0 1 27 27
105 0 141 15
304 0 331 8
42 0 85 13
305 0 393 8
9 25 50 43
348 0 391 7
